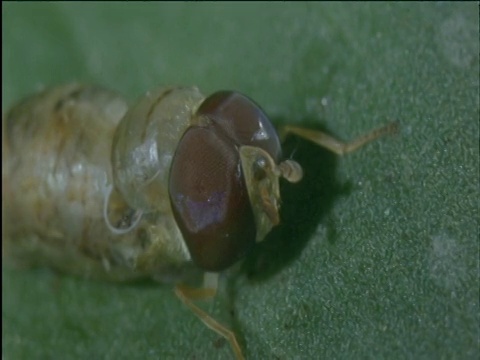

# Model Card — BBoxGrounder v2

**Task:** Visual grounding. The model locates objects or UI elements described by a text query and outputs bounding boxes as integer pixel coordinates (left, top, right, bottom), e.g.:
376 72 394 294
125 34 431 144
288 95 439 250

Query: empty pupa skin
2 84 206 281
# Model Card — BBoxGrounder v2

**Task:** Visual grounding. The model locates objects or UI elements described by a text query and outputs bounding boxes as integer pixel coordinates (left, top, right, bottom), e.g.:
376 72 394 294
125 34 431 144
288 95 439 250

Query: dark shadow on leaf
241 118 353 282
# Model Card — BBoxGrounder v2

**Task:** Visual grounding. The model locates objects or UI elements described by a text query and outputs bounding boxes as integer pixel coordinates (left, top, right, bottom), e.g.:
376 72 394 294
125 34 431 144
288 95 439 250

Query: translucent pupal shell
112 87 205 213
2 84 199 281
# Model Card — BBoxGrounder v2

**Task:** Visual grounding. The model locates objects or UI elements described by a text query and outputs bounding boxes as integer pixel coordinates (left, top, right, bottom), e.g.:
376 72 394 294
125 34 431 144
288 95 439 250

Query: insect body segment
3 85 194 280
111 87 205 214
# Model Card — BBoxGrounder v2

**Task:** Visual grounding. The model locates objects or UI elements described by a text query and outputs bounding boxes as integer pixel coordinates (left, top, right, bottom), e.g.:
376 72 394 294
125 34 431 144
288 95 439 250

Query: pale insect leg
103 184 143 235
174 272 245 360
280 121 399 155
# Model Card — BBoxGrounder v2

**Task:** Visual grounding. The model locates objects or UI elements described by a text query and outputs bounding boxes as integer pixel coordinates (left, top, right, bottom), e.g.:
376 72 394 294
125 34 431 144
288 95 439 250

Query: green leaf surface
3 2 478 359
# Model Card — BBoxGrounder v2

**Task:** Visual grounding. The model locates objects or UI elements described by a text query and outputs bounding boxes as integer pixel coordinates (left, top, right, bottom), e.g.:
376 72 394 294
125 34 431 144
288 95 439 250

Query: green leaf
3 3 478 359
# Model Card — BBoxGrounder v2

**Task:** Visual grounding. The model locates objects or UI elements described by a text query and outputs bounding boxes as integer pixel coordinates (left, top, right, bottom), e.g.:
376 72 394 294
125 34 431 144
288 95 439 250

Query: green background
3 2 478 359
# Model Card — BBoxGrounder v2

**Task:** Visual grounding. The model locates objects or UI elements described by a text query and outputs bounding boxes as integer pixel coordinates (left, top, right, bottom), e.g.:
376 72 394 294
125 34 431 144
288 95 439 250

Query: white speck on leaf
436 13 478 68
429 233 467 290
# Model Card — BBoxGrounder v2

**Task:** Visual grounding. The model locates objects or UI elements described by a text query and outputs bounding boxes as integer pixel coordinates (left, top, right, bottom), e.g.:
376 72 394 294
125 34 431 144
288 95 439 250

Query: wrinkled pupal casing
2 84 204 281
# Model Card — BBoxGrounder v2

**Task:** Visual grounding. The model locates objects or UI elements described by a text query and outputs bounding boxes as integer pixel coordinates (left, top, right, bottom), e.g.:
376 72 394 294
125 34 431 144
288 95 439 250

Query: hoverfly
2 84 397 359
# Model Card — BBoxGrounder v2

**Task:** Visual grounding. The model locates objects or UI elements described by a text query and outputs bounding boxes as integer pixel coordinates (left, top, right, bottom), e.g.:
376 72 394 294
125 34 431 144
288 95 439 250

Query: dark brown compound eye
169 91 282 271
196 91 282 162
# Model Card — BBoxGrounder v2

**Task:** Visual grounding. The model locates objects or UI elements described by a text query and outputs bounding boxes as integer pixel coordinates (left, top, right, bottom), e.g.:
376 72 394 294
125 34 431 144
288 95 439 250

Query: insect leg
103 185 143 235
174 273 244 360
280 121 399 155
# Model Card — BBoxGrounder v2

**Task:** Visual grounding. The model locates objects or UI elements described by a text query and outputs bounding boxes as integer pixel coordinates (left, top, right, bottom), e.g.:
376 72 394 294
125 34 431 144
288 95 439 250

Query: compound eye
169 126 256 272
169 91 283 272
195 91 282 162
